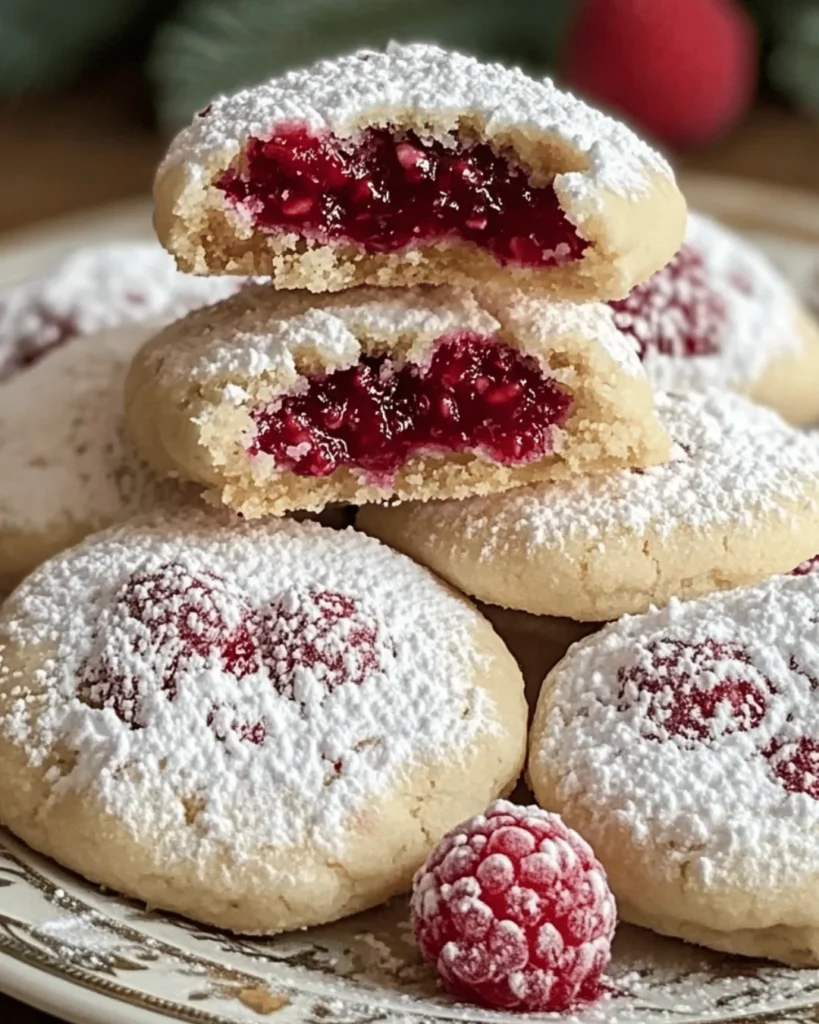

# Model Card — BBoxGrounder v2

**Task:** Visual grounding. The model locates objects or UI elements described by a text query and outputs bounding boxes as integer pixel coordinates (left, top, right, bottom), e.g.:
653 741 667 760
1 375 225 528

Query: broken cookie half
125 282 669 517
155 43 685 300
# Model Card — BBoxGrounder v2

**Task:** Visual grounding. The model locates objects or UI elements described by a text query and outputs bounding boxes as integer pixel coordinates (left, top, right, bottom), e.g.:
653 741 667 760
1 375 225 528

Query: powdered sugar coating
161 43 674 220
138 281 642 396
0 325 183 537
388 391 819 551
531 571 819 895
0 241 248 382
0 513 499 860
612 212 798 393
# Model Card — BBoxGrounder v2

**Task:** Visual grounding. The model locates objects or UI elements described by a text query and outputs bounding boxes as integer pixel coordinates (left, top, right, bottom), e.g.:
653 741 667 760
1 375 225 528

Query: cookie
125 282 668 517
155 43 685 299
610 211 819 426
0 240 248 383
528 571 819 965
0 325 192 596
0 512 527 934
358 391 819 621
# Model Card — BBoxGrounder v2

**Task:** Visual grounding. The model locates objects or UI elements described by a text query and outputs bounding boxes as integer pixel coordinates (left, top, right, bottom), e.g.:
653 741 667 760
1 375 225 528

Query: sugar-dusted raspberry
411 801 615 1012
609 245 727 360
616 638 768 745
765 735 819 800
256 588 383 703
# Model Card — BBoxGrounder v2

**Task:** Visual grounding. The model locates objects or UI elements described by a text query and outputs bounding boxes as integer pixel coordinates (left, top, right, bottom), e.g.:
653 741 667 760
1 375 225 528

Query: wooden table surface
1 87 819 1022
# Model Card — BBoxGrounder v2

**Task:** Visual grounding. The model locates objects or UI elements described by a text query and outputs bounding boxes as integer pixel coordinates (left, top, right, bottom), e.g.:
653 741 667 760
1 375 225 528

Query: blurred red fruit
563 0 758 148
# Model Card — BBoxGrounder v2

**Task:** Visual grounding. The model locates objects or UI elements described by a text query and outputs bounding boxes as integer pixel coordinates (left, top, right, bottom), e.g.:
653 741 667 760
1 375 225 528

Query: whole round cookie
358 390 819 621
610 211 819 426
529 571 819 965
0 240 247 383
126 282 668 517
0 325 191 596
0 512 527 933
156 43 685 299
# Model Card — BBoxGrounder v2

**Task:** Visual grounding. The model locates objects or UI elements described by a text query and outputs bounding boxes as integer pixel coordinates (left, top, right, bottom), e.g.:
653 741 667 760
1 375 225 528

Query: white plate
3 180 819 1024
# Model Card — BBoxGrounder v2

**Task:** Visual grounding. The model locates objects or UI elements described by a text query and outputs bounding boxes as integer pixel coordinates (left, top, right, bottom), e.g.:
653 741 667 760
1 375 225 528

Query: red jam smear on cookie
0 307 79 380
609 246 727 359
765 736 819 799
216 123 588 267
616 638 768 745
81 563 258 725
83 567 383 754
255 588 381 697
250 331 573 479
792 554 819 576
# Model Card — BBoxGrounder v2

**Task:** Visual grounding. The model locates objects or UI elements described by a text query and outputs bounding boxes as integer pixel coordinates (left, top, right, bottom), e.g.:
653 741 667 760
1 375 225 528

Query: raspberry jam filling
609 245 727 359
217 123 588 268
250 332 573 479
617 639 769 745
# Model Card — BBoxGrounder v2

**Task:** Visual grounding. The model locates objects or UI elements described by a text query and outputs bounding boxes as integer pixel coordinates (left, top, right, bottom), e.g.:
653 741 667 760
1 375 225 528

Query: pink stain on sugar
616 638 768 745
792 555 819 576
82 566 384 760
609 245 727 361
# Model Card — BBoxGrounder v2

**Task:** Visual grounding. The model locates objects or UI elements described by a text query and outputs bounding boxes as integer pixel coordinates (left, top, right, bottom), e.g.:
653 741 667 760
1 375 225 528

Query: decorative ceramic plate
3 176 819 1024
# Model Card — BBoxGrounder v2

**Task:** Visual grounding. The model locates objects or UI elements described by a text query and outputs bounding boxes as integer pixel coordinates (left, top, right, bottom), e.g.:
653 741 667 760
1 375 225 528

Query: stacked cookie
1 40 819 1003
341 106 819 964
129 42 684 517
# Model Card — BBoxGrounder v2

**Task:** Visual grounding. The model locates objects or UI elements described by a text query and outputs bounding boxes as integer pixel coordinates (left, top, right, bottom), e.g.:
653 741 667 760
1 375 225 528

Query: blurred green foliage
149 0 578 126
765 0 819 113
0 0 158 91
3 0 819 125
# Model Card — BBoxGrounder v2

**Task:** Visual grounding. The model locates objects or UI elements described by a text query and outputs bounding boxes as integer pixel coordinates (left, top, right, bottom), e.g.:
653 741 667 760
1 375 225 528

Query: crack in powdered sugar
0 513 496 865
535 572 819 893
0 326 186 535
612 212 797 394
0 240 250 382
391 391 819 555
162 43 674 216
